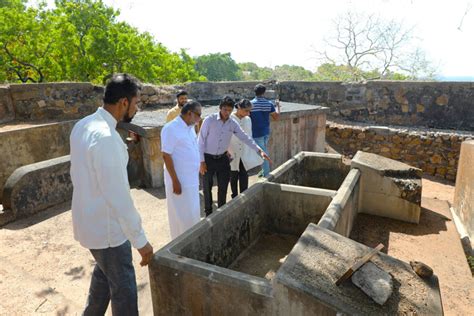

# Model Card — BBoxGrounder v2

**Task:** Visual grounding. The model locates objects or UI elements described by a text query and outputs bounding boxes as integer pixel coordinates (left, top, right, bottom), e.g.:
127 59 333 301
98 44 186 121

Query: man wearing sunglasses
161 101 202 239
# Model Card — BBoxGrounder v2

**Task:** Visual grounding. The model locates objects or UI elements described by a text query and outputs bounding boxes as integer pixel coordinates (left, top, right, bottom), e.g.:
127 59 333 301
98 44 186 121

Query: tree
317 11 437 81
0 0 204 84
0 0 56 82
194 53 242 81
272 65 314 81
238 62 273 81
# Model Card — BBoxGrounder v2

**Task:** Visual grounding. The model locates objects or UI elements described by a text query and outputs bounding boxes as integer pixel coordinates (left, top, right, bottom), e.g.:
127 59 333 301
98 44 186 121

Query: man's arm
198 117 210 174
233 121 271 163
91 137 153 265
270 100 280 121
162 152 182 195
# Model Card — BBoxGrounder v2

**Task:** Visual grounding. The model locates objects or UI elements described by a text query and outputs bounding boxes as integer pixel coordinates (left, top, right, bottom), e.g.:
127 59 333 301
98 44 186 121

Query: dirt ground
0 174 472 315
350 177 474 316
228 233 299 280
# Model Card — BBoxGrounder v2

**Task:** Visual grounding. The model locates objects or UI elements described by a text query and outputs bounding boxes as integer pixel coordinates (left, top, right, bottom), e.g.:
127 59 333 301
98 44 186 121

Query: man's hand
172 178 182 195
260 150 272 165
200 162 207 175
137 242 153 267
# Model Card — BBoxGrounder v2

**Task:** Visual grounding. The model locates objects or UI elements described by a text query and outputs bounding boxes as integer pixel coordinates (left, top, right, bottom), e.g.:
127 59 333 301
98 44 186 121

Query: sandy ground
350 177 474 316
0 174 472 315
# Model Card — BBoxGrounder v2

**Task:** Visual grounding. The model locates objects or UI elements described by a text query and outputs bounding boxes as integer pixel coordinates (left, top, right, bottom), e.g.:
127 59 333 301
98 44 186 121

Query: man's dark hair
176 90 188 98
219 96 235 109
103 73 141 105
181 100 202 115
254 84 266 96
235 99 252 109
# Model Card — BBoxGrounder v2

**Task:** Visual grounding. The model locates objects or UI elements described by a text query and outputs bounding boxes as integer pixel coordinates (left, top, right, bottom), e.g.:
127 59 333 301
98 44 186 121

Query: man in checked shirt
198 96 271 217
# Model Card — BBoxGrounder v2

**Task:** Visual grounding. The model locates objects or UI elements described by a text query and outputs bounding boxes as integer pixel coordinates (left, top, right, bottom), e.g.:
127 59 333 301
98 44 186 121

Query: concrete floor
0 177 472 315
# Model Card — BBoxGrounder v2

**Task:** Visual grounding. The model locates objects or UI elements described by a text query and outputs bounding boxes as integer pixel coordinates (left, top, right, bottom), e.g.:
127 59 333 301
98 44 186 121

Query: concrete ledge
269 151 350 190
351 151 422 223
1 155 71 226
318 168 360 237
273 224 443 315
453 140 474 252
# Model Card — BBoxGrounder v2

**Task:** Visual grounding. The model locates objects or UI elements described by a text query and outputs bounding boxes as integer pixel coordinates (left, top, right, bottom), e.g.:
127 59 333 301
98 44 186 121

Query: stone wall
0 86 15 124
326 120 474 181
0 121 76 201
7 83 103 121
279 81 474 131
2 81 473 132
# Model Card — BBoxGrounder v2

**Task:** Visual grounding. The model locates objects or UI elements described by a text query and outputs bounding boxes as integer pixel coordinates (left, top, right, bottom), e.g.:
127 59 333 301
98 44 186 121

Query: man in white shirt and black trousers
70 73 153 316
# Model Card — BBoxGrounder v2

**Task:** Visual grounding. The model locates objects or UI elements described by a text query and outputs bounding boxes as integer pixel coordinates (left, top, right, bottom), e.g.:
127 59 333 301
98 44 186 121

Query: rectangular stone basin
149 181 333 315
269 152 350 190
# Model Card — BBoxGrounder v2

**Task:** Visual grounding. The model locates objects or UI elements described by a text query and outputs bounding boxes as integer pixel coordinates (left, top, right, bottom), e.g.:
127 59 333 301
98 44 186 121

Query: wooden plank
335 243 384 286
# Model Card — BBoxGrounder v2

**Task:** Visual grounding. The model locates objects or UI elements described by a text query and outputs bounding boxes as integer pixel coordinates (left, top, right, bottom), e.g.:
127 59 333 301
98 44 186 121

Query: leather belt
205 152 227 160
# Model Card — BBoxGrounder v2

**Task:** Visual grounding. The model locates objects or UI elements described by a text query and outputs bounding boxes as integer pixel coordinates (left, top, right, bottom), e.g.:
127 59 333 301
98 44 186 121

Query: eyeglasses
191 111 202 117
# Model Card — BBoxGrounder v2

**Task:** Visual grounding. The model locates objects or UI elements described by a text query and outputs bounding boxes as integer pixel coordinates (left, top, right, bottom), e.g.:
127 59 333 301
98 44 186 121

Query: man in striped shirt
250 84 280 177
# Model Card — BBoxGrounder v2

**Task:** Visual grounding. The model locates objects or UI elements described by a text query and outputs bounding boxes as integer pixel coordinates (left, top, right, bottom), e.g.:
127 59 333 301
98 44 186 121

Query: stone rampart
327 120 474 181
1 81 473 132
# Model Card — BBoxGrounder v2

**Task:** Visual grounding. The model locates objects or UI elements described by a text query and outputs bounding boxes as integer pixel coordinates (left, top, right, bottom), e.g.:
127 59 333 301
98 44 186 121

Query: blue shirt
250 97 276 138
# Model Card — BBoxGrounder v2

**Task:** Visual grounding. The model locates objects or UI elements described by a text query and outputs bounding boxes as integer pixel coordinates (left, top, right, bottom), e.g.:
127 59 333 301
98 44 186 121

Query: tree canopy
194 53 242 81
0 1 435 84
0 0 205 84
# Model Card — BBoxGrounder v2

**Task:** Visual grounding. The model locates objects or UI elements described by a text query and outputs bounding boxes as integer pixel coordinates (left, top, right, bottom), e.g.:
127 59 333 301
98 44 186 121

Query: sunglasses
191 111 202 117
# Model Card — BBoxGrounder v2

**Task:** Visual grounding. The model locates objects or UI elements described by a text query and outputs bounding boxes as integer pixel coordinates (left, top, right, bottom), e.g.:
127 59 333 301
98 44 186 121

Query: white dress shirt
70 107 147 250
228 113 264 171
161 116 200 188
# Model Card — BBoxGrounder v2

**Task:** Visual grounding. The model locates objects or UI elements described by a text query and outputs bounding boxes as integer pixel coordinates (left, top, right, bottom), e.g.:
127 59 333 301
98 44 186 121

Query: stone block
0 86 15 124
453 140 474 250
351 151 422 223
273 224 442 315
351 261 393 305
1 156 72 226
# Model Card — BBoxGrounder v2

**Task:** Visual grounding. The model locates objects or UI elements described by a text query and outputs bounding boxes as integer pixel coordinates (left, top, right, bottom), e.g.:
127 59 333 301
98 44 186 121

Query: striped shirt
250 97 276 138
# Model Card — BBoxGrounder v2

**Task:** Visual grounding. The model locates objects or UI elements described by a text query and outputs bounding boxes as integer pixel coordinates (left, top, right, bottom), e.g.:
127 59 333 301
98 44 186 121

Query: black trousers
203 154 230 215
230 159 249 198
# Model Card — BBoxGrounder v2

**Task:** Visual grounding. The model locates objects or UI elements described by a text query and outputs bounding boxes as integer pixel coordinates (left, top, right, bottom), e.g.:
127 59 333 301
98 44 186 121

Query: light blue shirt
198 112 261 162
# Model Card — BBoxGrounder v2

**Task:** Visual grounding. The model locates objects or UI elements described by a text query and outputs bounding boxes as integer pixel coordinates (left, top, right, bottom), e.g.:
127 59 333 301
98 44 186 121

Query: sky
45 0 474 77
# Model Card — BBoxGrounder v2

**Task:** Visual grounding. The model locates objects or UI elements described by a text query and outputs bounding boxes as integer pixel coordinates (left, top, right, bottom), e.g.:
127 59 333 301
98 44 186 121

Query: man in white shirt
161 101 202 239
70 73 153 316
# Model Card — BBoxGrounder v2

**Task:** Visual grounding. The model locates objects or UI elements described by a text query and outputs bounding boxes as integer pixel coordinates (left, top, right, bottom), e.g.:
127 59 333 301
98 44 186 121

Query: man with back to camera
198 96 271 217
161 101 202 239
250 84 280 177
70 73 153 316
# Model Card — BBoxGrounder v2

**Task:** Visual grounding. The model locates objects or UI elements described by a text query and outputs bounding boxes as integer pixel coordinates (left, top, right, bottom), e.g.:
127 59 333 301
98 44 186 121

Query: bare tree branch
457 2 472 31
317 10 434 81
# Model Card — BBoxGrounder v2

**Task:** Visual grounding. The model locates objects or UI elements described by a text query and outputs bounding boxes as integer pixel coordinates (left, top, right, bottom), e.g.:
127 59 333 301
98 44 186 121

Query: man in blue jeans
70 74 153 315
250 84 280 177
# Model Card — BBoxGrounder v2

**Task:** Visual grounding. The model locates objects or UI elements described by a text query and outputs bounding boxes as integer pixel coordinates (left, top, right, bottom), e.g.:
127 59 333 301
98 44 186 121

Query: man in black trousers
198 96 270 216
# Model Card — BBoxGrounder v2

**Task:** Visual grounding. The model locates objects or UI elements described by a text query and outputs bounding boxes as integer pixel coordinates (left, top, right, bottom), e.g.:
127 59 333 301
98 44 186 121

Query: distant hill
438 76 474 82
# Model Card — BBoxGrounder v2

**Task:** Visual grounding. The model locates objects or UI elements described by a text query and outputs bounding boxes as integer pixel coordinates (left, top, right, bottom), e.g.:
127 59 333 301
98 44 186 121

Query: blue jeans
254 135 270 176
83 240 138 316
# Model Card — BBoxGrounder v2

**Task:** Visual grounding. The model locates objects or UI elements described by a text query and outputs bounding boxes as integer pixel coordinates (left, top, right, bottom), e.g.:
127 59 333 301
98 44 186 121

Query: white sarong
165 184 200 239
